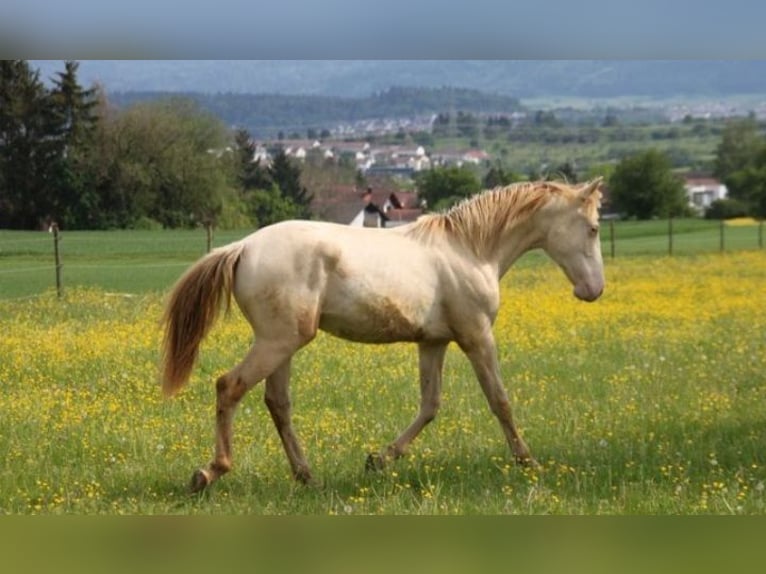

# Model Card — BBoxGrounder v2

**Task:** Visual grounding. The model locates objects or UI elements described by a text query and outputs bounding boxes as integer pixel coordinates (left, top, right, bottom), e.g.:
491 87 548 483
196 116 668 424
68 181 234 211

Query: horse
161 178 605 493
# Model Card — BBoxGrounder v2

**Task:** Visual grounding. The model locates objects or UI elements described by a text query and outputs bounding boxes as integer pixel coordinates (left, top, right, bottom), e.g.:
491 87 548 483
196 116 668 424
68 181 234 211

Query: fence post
668 217 674 256
50 222 62 298
609 219 615 259
205 223 213 253
719 219 726 253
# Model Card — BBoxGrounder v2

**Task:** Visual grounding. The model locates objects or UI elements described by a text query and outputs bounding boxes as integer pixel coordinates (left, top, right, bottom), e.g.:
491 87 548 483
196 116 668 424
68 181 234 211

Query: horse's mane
405 180 601 257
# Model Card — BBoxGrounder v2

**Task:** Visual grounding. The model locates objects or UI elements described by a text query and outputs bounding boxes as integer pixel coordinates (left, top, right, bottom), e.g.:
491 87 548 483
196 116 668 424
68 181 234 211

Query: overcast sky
4 1 766 59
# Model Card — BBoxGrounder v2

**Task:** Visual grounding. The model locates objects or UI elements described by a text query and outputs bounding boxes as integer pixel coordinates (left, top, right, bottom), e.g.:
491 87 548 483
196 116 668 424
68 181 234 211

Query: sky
3 1 766 59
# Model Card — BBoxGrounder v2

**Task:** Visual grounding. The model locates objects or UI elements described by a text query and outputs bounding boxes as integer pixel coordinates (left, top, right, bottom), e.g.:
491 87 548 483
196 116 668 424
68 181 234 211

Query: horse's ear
578 177 603 200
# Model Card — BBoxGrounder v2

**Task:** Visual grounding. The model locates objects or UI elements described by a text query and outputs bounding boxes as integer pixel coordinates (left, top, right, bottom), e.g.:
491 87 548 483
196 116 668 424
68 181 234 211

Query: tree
482 164 521 189
49 61 98 146
723 146 766 217
456 111 479 138
0 60 62 228
533 110 560 128
551 161 578 183
233 128 271 191
268 148 313 218
95 98 234 229
245 185 302 228
432 112 450 137
231 129 305 227
415 165 481 211
609 149 688 219
47 61 102 228
704 198 751 220
713 118 766 216
714 118 762 182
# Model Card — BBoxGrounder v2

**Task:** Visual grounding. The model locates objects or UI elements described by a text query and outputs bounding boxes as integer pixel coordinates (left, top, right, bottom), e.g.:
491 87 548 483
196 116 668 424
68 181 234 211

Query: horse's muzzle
574 282 604 302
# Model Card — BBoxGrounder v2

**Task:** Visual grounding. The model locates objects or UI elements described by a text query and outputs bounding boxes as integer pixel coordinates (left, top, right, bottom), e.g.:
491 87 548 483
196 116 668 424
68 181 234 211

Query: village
247 136 729 228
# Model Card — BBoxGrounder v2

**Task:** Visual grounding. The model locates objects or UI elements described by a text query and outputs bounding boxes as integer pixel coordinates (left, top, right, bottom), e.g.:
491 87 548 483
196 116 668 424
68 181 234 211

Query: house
349 187 422 228
684 176 728 213
432 148 491 168
282 139 322 162
252 143 271 165
351 191 390 228
313 184 422 228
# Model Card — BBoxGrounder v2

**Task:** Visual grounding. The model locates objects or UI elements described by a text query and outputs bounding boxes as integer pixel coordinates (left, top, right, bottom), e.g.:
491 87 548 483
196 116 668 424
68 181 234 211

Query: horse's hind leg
190 339 297 493
367 342 447 471
264 358 313 484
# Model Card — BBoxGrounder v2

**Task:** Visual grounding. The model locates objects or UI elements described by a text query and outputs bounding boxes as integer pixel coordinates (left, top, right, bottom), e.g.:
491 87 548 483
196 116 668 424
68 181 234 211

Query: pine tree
0 60 62 228
47 60 101 228
49 61 98 146
268 148 313 218
234 128 271 191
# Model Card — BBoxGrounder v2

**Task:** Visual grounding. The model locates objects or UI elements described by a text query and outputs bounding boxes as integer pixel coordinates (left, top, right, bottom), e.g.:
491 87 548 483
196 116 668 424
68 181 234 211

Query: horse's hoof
189 469 210 493
516 455 541 469
294 468 316 485
365 453 385 472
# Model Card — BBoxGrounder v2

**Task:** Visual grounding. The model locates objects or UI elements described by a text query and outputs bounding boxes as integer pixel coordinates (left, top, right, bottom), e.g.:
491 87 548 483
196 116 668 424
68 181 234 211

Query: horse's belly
318 305 426 343
313 246 451 343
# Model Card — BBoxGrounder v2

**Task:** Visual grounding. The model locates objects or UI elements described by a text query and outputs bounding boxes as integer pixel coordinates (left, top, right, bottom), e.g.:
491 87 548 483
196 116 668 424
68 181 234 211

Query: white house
253 144 271 165
684 177 728 213
349 188 422 228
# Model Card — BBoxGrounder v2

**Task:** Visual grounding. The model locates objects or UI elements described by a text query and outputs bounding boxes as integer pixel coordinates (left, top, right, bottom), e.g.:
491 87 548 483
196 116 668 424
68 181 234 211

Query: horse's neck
493 217 545 278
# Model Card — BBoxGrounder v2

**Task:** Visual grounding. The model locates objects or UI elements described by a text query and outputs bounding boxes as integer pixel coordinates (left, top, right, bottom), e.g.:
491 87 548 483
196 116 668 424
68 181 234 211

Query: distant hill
31 60 766 99
107 87 524 137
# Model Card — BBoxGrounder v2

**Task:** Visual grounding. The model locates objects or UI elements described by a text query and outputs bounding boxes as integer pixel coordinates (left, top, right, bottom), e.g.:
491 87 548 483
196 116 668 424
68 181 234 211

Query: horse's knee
422 398 441 424
216 373 247 405
264 394 291 428
488 396 512 420
422 409 438 425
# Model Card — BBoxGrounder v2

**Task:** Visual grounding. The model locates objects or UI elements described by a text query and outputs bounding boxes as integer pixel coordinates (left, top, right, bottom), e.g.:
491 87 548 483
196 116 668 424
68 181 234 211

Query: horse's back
232 220 454 343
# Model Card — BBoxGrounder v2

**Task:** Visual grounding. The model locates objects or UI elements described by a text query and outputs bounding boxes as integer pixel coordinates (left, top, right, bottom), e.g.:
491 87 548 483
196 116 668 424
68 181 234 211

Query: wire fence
1 220 764 301
602 217 765 258
0 226 230 301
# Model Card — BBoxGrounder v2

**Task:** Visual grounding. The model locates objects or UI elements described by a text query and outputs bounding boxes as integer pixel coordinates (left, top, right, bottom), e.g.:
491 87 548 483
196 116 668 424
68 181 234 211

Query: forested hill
108 87 524 137
32 60 766 98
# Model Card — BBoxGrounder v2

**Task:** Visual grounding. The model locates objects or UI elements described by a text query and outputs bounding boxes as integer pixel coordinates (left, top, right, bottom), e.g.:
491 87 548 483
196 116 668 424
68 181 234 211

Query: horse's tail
161 241 247 397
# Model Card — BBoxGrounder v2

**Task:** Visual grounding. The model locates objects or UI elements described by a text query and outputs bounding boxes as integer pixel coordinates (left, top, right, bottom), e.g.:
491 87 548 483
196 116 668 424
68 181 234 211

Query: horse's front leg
367 341 447 471
460 331 538 467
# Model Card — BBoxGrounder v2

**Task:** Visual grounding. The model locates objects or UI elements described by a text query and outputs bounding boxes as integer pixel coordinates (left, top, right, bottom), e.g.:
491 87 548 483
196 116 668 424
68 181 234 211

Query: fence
0 226 239 301
602 217 764 258
1 219 764 301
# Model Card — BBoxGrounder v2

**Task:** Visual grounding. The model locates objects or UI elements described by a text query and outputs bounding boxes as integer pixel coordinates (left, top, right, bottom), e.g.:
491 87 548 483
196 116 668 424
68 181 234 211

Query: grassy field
0 238 764 513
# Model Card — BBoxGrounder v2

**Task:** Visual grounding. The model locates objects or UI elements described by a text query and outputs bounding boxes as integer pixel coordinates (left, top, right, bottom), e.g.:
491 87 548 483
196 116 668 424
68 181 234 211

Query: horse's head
541 178 605 302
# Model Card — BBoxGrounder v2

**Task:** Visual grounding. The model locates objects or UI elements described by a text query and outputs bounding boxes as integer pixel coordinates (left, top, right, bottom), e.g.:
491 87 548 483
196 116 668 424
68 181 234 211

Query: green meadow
0 219 764 513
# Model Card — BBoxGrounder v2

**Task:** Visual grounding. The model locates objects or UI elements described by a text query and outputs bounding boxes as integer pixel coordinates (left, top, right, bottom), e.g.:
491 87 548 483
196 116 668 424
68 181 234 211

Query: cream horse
161 179 605 492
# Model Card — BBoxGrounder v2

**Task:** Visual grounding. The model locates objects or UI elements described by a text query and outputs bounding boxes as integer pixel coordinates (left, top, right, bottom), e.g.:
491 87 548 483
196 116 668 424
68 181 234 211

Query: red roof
385 208 422 222
684 177 722 187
